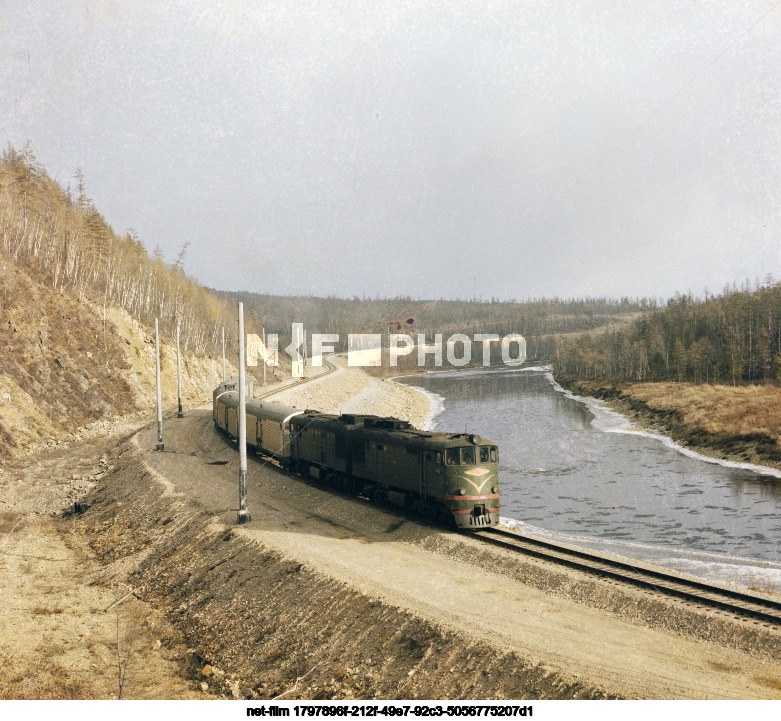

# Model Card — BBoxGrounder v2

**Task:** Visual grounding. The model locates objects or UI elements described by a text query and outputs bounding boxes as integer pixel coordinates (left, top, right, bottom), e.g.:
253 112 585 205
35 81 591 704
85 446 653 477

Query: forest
0 144 242 355
5 144 777 387
552 282 781 384
219 290 646 364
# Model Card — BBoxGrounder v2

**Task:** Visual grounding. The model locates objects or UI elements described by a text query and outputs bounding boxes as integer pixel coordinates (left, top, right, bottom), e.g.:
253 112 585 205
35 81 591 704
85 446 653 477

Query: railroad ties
476 526 781 627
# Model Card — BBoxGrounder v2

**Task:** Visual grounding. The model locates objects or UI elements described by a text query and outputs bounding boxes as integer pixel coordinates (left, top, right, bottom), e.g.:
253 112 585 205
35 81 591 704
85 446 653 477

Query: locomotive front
438 435 499 528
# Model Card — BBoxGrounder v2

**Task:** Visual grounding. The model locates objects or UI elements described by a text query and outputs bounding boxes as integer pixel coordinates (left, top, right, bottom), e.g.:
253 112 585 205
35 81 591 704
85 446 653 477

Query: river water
397 367 781 593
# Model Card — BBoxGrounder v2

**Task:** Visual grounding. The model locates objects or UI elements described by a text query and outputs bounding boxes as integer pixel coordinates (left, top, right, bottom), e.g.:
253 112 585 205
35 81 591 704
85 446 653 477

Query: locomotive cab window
461 446 475 465
479 446 490 464
436 452 442 465
445 448 459 465
491 447 497 463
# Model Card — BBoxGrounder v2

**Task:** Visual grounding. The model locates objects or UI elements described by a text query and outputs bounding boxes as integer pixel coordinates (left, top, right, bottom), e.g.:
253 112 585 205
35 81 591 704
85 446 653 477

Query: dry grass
0 512 23 535
0 652 91 699
626 382 781 440
31 606 64 615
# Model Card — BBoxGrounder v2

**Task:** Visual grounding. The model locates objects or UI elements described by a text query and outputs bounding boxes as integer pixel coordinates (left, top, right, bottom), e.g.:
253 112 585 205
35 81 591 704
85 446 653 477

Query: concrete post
155 318 164 451
222 326 226 383
176 322 183 418
237 303 251 524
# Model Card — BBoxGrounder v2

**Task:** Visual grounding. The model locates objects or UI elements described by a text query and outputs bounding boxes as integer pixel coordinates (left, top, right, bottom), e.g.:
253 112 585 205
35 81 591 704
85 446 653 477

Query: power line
549 0 781 206
606 0 781 161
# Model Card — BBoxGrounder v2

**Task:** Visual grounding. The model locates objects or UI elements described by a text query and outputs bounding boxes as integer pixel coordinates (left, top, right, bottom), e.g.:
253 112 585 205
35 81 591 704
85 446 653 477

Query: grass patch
0 652 91 699
626 382 781 442
0 512 24 535
31 606 64 615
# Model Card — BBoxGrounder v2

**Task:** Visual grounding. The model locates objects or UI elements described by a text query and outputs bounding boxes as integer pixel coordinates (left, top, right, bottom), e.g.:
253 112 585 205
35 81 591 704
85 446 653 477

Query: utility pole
237 303 251 525
262 328 267 386
222 326 226 383
176 320 183 418
155 318 164 451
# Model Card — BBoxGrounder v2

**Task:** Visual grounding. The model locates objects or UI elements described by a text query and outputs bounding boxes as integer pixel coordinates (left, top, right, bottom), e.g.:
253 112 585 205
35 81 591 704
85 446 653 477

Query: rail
476 526 781 626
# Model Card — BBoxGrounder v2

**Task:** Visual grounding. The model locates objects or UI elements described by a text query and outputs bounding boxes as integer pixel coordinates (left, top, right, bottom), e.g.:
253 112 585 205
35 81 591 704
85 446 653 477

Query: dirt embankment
0 259 137 454
557 377 781 472
70 435 603 700
0 256 241 457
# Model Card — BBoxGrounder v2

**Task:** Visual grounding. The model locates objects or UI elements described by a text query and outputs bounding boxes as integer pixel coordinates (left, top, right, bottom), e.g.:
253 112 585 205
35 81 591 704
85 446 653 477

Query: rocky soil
0 256 241 457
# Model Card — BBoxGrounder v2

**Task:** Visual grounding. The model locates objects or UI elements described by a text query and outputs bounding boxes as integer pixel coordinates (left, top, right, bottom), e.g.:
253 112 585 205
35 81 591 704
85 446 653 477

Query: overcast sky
2 1 779 301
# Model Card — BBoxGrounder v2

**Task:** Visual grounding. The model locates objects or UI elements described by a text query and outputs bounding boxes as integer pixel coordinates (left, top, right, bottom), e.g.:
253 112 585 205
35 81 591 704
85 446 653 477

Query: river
397 367 781 593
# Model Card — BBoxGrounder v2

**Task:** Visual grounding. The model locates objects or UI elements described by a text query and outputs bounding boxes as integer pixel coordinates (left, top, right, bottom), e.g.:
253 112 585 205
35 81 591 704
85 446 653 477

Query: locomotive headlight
458 488 465 496
491 485 499 493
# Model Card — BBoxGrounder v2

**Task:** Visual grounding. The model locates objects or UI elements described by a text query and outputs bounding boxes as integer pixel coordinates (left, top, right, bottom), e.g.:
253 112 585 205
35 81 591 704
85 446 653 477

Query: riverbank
556 377 781 473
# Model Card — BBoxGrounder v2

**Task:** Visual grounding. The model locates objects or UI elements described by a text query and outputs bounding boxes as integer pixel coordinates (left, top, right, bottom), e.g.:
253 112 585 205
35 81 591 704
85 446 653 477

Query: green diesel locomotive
213 382 499 528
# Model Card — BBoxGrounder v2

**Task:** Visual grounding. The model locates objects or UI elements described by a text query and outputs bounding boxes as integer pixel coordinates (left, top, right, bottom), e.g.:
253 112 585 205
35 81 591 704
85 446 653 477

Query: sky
2 0 780 301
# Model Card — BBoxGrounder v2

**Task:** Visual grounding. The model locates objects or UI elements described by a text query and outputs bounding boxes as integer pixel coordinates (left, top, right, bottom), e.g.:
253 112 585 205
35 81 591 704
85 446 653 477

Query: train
212 379 500 528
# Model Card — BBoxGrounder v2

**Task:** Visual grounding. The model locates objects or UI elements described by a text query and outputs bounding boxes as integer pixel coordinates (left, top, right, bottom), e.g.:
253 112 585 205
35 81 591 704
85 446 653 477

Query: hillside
0 146 247 456
553 282 781 384
0 253 239 456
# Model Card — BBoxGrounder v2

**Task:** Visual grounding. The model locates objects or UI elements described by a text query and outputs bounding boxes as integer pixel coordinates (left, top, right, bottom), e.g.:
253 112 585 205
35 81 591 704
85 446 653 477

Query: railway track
231 362 781 628
254 355 338 401
476 526 781 627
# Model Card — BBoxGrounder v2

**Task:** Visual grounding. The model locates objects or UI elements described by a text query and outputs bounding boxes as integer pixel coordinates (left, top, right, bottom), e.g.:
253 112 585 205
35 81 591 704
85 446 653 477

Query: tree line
0 144 246 356
552 281 781 384
11 142 769 386
219 290 648 350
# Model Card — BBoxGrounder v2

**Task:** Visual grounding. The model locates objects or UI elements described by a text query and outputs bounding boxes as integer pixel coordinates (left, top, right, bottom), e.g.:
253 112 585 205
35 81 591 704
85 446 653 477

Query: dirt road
0 423 209 699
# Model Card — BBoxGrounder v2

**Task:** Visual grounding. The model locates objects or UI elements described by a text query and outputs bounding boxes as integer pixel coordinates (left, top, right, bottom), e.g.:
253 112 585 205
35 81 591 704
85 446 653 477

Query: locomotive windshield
444 446 498 465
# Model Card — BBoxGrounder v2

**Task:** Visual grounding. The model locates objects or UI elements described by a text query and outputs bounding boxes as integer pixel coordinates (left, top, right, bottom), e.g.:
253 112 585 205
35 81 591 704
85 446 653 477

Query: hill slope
0 146 243 456
0 253 236 456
